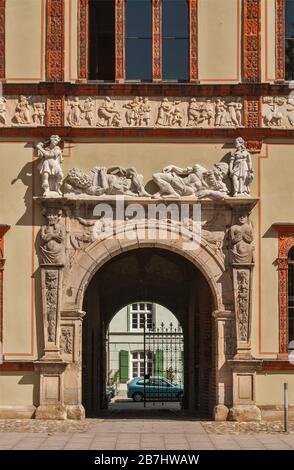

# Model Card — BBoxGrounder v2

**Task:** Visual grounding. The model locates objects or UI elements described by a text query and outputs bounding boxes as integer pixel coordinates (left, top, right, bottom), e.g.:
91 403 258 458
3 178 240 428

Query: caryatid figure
229 137 254 197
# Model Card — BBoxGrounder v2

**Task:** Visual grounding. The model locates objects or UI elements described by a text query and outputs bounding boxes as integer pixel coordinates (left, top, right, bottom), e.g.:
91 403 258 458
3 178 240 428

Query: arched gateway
34 193 258 421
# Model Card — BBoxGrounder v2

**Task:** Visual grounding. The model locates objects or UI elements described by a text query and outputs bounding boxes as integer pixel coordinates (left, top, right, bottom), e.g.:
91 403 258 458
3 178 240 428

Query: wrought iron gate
143 321 184 406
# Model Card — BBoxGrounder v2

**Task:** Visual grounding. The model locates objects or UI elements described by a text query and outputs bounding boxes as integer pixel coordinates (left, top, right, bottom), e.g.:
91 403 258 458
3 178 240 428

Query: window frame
80 0 199 82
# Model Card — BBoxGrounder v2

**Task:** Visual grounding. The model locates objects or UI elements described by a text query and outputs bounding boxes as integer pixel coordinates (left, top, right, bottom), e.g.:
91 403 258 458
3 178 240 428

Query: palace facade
0 0 294 421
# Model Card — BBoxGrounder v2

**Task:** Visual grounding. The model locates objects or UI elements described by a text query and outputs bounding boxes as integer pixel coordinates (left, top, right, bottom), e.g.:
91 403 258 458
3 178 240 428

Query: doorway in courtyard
82 248 214 418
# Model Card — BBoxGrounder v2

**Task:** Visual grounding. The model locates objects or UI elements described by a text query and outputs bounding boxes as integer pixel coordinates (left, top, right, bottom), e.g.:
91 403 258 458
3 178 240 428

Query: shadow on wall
1 372 40 407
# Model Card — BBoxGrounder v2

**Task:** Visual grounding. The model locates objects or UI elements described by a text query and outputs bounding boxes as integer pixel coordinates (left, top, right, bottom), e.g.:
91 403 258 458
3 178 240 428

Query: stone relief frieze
0 95 46 127
262 96 294 128
36 135 254 200
65 96 244 129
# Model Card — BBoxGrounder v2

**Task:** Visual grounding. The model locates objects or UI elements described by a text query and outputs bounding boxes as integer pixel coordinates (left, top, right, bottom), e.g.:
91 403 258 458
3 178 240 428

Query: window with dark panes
89 0 115 80
162 0 189 81
288 246 294 342
285 0 294 80
125 0 152 80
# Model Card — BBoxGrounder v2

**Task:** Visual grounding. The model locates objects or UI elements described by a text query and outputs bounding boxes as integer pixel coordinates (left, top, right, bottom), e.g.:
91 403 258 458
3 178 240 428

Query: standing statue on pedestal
36 135 64 196
230 137 254 197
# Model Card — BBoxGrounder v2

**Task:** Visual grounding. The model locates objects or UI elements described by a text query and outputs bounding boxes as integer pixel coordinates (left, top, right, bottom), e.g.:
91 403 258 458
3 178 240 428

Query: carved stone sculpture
33 102 46 125
64 166 150 197
60 328 73 354
152 162 229 199
36 135 64 196
83 97 95 126
97 97 122 127
236 270 250 342
67 97 83 126
40 208 65 265
45 270 58 342
230 211 254 264
229 137 254 197
12 95 31 124
0 97 7 126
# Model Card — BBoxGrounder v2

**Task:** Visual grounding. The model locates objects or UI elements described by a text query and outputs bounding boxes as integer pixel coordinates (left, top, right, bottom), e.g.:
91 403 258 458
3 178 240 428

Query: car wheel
177 392 184 401
133 392 144 402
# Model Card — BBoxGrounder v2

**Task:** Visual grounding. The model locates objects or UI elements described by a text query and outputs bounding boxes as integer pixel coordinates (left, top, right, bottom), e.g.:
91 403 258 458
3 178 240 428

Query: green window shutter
119 350 129 383
154 350 164 376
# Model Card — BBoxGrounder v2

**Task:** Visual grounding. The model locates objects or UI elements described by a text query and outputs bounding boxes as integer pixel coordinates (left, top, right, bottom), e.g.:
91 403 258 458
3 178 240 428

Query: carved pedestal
227 359 263 422
232 264 254 358
34 361 67 419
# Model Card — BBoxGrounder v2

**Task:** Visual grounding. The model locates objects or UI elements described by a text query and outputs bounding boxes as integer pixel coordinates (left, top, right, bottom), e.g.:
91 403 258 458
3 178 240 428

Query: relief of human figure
156 98 173 126
40 208 65 265
215 98 227 127
152 162 229 199
187 98 200 126
230 211 254 264
64 165 150 197
123 96 141 126
139 97 151 126
229 137 254 197
286 98 294 127
171 100 184 127
97 97 122 127
0 97 8 126
67 97 83 126
83 97 95 126
36 135 64 196
227 101 241 126
32 102 46 125
12 95 31 124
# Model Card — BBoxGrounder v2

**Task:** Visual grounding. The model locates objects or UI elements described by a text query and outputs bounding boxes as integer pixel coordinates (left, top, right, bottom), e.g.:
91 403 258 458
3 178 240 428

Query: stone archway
35 200 258 420
81 246 216 417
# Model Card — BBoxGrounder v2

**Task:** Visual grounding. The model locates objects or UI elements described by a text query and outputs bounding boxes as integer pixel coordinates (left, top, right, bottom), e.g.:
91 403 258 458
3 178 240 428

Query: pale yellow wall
0 372 38 405
256 373 294 405
6 0 45 82
0 142 41 360
261 0 276 82
198 0 240 83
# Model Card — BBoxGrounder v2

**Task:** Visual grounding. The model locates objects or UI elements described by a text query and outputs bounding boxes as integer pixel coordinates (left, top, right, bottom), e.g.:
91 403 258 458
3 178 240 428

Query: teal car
127 376 184 402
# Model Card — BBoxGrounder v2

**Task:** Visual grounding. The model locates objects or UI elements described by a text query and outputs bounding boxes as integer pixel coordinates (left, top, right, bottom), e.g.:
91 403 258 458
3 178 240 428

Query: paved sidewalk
0 420 294 450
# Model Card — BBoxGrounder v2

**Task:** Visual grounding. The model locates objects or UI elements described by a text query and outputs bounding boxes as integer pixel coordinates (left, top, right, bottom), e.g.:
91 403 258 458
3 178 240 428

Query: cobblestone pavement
0 419 294 450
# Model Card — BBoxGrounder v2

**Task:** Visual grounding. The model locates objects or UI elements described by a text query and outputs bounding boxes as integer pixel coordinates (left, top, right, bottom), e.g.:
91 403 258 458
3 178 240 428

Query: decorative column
152 0 162 81
189 0 198 82
229 207 255 358
0 0 5 81
35 205 68 419
243 0 261 82
46 0 65 81
0 224 10 355
212 310 235 421
115 0 125 82
60 310 86 420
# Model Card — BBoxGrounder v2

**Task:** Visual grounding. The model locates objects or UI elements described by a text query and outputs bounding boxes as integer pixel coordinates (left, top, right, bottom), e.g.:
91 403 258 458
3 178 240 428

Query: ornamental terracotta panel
152 0 162 81
115 0 125 81
243 0 261 82
189 0 198 81
46 0 65 82
276 0 285 81
0 0 5 80
78 0 89 81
